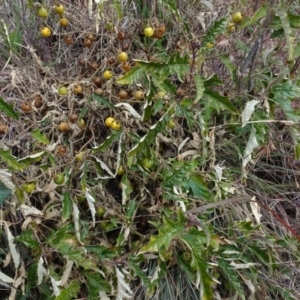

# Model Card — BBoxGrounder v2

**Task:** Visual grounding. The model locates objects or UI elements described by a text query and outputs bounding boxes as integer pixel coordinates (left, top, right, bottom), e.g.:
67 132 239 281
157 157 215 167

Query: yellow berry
232 12 243 24
144 27 154 37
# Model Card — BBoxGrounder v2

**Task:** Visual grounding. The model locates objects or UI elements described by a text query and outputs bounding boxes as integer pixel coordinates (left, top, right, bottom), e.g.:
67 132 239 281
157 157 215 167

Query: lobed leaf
54 280 80 300
31 129 49 144
204 90 238 114
0 149 25 171
0 97 19 119
203 17 228 44
116 66 147 85
140 215 185 253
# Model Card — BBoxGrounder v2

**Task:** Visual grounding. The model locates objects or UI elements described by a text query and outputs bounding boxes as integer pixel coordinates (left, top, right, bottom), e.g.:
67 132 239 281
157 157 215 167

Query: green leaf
54 280 80 300
0 97 19 119
47 227 97 270
288 13 300 29
84 270 111 296
152 77 176 94
293 41 300 58
279 288 297 300
204 74 223 87
162 160 198 189
0 182 12 204
204 90 238 114
195 253 214 300
203 18 228 44
220 55 236 80
181 230 215 300
116 66 147 85
15 229 39 248
91 94 114 108
218 259 245 298
278 6 293 62
62 192 72 221
27 263 39 288
128 260 153 290
162 0 181 21
142 97 153 122
92 130 122 153
128 105 173 157
181 228 207 254
113 0 122 19
295 143 300 160
194 75 205 103
179 99 195 130
31 129 49 144
271 80 300 150
167 52 190 82
271 80 300 101
8 30 22 53
69 249 96 269
152 98 164 115
125 199 137 223
240 5 267 29
177 255 197 282
85 245 116 260
0 149 25 170
140 215 185 253
186 175 213 201
135 52 189 83
247 244 270 266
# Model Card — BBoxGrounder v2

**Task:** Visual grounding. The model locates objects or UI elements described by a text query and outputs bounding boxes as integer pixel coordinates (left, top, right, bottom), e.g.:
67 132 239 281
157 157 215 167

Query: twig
184 196 252 215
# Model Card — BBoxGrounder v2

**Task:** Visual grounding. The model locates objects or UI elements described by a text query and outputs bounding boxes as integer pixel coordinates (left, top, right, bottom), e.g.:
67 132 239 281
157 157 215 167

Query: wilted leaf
37 256 48 285
116 268 133 300
0 169 15 193
72 202 82 243
20 204 44 217
85 189 96 227
243 126 259 169
241 99 260 127
0 270 14 285
120 174 133 205
4 222 20 270
115 103 142 119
